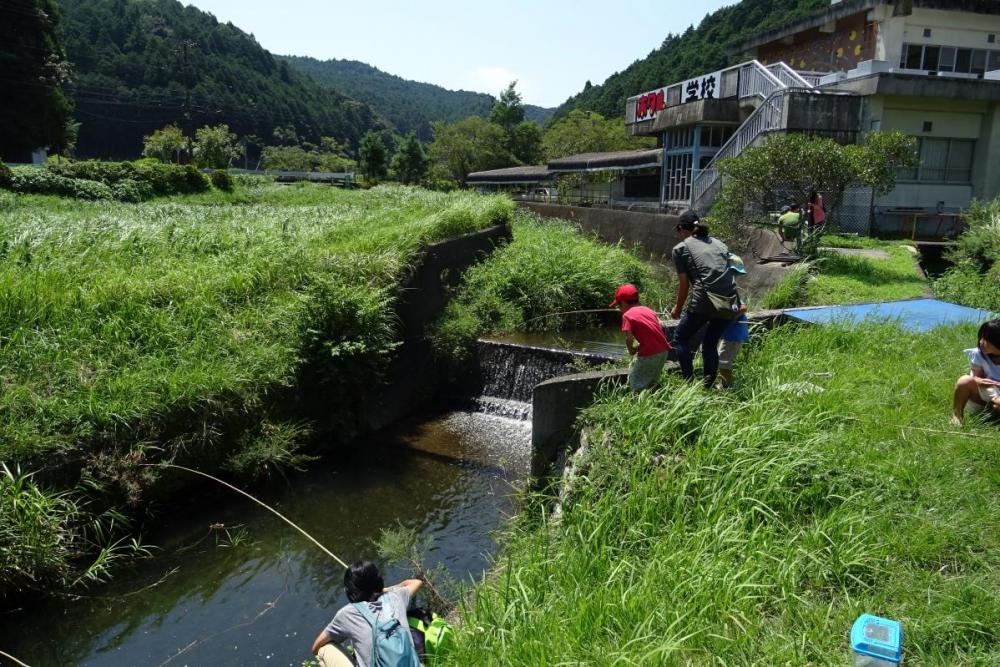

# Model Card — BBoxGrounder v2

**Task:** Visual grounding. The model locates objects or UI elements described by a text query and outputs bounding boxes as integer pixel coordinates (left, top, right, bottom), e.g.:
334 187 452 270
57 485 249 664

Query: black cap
678 209 700 226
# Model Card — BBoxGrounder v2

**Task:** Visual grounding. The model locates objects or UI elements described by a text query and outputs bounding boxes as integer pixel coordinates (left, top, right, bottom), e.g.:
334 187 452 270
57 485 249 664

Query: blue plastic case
850 614 902 665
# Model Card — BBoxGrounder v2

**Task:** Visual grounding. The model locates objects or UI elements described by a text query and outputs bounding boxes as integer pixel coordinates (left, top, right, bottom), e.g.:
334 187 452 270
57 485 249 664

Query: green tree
0 0 73 160
542 110 653 160
142 125 187 164
192 124 243 169
489 82 526 138
428 117 514 186
510 121 543 165
359 130 389 182
392 132 429 184
713 131 918 238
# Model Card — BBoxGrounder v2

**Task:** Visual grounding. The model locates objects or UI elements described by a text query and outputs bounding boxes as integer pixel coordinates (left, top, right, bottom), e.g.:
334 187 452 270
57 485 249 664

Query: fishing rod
145 463 451 609
0 649 32 667
522 308 621 326
143 463 348 569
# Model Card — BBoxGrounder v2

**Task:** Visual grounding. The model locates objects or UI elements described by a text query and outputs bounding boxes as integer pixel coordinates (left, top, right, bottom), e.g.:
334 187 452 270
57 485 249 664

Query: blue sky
186 0 735 108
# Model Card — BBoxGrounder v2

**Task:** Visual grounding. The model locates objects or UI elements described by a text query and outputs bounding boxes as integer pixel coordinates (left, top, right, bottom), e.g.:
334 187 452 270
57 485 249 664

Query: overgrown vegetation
445 322 1000 665
1 464 149 594
5 160 213 202
432 214 671 362
934 198 1000 312
0 184 511 593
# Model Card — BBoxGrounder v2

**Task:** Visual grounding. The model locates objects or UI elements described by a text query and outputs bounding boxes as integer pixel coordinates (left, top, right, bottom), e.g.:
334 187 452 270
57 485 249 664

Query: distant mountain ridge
555 0 831 122
283 56 555 140
58 0 390 160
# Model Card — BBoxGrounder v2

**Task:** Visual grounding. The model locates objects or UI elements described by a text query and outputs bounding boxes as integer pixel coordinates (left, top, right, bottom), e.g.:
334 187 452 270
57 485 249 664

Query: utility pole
179 39 197 163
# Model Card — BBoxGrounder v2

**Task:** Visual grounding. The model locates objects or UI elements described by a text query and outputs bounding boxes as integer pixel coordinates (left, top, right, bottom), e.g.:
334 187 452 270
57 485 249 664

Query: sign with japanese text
682 70 721 104
630 69 723 124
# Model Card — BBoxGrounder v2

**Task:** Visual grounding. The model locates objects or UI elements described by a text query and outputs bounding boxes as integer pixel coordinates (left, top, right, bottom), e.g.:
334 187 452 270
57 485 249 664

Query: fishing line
142 463 348 569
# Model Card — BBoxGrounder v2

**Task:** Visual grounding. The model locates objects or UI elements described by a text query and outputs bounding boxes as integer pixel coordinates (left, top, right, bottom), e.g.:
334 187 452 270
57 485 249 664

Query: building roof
547 148 661 172
728 0 1000 56
465 165 554 184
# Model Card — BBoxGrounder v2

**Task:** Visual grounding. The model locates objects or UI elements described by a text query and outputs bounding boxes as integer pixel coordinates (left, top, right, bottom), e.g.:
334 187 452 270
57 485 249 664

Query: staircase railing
737 60 786 101
766 61 817 89
690 87 805 211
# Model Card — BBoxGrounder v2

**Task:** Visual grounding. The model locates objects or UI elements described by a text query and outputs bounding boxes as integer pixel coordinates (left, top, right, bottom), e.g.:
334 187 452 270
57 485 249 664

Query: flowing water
0 409 530 667
0 334 618 667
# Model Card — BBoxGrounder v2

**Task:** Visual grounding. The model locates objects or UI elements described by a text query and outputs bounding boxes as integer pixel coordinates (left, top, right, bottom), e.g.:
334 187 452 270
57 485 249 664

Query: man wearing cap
610 284 671 391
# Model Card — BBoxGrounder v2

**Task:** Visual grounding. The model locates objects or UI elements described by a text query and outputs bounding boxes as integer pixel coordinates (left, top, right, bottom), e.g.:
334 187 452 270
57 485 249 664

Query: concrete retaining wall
531 369 629 479
361 223 513 432
520 202 681 260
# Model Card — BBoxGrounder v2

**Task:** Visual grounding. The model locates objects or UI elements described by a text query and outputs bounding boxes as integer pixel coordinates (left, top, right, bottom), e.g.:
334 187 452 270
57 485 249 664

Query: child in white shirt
952 319 1000 424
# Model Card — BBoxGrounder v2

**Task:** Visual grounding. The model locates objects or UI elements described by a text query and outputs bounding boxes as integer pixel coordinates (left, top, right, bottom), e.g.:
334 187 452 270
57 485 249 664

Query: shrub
950 198 1000 272
934 259 1000 312
111 178 153 203
9 166 114 200
210 169 234 192
48 160 211 198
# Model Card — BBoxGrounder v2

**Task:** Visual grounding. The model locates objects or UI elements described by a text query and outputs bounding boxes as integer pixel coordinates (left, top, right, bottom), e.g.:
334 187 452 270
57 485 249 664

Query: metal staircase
689 60 816 212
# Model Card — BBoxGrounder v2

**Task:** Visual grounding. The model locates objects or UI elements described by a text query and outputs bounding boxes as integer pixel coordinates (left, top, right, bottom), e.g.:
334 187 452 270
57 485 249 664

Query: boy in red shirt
610 284 671 391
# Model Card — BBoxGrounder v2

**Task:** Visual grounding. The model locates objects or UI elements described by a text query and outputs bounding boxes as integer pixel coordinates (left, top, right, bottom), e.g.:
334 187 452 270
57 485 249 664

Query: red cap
609 284 639 307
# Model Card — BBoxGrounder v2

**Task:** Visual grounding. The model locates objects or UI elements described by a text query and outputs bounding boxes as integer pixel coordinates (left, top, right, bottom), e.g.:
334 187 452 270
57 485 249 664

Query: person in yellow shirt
777 203 802 243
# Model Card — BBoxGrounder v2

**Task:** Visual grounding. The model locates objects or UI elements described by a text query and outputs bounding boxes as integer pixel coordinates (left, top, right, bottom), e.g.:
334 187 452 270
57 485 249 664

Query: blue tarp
784 298 993 332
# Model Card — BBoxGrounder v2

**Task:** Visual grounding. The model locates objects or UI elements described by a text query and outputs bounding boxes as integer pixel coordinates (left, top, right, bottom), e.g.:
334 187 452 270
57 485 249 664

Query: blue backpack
353 598 421 667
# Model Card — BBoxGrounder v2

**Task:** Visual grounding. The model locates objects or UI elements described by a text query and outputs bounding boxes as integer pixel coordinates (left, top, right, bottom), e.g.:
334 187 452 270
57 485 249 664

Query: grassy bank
933 198 1000 313
0 183 511 592
764 236 928 309
445 322 999 665
433 213 671 362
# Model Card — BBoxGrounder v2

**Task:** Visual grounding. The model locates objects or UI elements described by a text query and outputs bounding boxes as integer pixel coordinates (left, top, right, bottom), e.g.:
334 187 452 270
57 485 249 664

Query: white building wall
874 6 1000 68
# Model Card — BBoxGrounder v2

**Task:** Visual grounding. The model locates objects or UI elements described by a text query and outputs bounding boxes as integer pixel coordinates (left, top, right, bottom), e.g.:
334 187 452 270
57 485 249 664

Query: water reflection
0 409 530 667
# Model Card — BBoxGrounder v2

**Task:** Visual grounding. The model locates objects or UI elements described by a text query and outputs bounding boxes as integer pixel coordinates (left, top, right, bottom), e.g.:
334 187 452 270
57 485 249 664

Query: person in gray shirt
669 209 739 388
311 561 423 667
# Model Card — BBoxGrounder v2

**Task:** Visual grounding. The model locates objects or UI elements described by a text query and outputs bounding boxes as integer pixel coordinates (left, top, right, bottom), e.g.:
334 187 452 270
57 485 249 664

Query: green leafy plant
210 169 235 192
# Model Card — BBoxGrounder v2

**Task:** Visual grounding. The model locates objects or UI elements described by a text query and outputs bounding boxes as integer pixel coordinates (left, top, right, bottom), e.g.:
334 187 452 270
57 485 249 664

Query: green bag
408 614 456 664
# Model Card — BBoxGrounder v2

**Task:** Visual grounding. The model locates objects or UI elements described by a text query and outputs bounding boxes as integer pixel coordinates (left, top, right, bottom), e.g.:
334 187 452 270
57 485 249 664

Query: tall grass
0 184 511 591
934 197 1000 312
433 213 672 361
445 322 1000 665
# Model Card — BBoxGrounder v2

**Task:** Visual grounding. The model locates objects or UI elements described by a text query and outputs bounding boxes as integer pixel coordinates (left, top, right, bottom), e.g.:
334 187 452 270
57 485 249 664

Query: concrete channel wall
360 223 513 432
520 202 682 260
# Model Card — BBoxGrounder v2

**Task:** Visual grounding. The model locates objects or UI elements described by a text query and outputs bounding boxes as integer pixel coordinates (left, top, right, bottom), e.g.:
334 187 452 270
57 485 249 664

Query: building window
899 43 1000 75
898 138 974 183
923 28 932 38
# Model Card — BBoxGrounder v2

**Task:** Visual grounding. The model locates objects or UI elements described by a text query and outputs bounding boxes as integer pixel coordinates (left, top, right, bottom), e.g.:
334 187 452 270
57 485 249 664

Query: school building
469 0 1000 235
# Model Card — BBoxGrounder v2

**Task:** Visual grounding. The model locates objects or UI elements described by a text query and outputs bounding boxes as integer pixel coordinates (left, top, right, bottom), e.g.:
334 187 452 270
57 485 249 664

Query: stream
0 408 530 667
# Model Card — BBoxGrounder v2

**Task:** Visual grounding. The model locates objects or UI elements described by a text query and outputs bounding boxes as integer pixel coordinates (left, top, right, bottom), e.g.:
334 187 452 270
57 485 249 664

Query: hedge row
1 159 214 202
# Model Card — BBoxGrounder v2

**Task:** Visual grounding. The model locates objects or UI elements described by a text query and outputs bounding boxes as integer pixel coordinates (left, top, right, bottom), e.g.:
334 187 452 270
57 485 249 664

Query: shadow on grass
816 251 926 288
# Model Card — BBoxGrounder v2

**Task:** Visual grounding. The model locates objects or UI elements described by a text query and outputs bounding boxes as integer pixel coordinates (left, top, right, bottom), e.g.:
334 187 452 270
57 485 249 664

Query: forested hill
58 0 389 159
283 56 555 140
555 0 830 121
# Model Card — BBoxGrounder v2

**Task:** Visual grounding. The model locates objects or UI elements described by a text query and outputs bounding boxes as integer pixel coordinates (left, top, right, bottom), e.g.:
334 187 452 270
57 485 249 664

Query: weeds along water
0 183 513 593
443 321 1000 665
